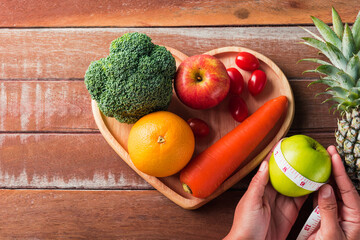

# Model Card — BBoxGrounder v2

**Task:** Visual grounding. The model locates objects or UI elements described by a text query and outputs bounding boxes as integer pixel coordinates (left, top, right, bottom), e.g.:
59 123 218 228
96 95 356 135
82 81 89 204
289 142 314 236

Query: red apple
174 54 230 109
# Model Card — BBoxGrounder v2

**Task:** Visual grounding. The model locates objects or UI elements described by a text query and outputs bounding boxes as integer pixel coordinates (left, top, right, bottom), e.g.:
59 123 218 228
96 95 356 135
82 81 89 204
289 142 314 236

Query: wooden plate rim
91 46 295 209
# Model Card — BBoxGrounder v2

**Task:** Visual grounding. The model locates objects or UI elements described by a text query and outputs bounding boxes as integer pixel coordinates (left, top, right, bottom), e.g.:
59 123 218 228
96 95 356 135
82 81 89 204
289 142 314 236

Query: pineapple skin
336 109 360 190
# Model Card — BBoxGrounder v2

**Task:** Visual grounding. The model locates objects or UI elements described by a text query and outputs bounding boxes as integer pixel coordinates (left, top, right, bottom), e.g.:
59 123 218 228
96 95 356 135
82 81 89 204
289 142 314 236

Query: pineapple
301 8 360 190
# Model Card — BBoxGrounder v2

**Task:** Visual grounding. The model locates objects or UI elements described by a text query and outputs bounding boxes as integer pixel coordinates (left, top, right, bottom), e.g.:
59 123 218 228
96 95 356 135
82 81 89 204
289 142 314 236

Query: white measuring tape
273 140 325 191
273 139 325 240
296 206 321 240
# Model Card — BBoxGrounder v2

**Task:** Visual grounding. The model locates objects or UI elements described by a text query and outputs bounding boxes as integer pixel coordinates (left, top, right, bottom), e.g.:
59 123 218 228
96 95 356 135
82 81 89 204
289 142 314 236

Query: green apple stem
182 183 192 194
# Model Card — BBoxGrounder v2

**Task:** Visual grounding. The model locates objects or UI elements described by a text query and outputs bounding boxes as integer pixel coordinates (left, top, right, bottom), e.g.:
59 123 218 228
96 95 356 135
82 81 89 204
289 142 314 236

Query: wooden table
0 1 358 239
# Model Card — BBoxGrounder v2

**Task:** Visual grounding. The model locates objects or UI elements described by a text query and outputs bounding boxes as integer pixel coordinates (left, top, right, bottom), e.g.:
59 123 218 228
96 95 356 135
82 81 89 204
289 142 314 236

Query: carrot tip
182 183 192 194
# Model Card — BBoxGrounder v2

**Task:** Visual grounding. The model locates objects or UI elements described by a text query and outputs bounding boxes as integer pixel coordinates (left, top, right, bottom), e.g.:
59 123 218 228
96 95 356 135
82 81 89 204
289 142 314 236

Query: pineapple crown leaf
302 37 329 55
302 67 333 76
348 92 359 101
346 55 360 80
337 99 357 110
307 81 317 88
312 65 354 89
299 26 324 42
322 96 345 105
315 91 333 98
325 88 355 102
338 103 348 111
301 8 360 113
352 10 360 51
302 37 347 71
308 77 340 88
315 64 341 76
332 7 344 39
311 15 342 50
350 87 360 95
326 86 348 98
317 90 359 108
329 103 339 113
342 23 356 60
308 78 329 87
336 71 356 88
302 69 318 75
354 99 360 106
298 58 330 65
325 42 348 70
341 99 360 110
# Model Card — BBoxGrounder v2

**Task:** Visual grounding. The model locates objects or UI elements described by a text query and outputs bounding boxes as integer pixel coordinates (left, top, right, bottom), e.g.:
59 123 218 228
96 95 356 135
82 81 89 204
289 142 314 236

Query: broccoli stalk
85 32 176 124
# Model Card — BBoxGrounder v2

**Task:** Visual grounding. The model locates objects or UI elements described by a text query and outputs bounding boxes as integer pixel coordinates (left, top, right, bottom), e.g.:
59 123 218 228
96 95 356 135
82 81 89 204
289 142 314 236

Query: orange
127 111 195 177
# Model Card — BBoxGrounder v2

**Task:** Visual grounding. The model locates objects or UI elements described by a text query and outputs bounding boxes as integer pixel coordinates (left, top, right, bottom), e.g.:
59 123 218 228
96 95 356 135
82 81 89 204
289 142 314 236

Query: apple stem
195 73 202 82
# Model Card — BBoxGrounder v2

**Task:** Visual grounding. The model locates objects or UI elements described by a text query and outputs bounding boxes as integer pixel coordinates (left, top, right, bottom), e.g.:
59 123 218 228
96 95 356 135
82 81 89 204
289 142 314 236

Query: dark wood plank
0 189 239 239
0 0 358 27
0 27 332 79
0 131 336 190
0 189 318 239
291 81 339 131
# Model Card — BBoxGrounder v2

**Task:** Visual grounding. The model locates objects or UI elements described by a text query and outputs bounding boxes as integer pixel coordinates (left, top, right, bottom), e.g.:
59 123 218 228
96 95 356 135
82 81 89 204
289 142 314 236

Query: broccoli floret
85 32 176 123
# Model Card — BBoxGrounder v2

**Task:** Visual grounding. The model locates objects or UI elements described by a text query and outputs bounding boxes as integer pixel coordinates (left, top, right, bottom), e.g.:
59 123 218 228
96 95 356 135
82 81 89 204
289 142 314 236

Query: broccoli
85 32 176 123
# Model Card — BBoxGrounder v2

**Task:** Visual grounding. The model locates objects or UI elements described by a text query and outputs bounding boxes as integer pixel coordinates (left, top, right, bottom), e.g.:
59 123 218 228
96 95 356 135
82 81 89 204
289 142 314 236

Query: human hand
224 152 307 240
307 145 360 240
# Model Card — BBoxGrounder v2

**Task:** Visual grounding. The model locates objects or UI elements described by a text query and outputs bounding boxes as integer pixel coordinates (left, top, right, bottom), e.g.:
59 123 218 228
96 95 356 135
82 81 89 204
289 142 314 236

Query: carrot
180 95 288 198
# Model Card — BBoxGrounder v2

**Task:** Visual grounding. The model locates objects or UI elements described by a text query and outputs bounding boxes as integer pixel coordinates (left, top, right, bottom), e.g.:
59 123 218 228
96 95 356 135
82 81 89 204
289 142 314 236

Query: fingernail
320 185 332 199
259 161 267 172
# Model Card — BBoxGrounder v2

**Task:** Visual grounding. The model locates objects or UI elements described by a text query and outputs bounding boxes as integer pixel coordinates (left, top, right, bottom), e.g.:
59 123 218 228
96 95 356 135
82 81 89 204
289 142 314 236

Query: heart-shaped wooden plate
91 46 294 209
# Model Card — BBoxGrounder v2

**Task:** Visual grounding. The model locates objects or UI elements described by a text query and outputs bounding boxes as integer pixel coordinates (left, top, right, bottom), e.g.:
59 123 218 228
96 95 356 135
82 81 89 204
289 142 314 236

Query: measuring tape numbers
273 139 325 240
296 206 321 240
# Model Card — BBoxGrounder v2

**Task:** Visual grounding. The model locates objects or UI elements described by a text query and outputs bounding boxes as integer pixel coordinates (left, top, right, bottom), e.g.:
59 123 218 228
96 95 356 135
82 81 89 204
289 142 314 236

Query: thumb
318 184 340 232
246 161 269 205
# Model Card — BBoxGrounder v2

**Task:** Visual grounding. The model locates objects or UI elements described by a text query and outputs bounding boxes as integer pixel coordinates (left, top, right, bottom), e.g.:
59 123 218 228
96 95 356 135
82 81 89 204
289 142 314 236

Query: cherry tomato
229 96 248 122
235 52 260 71
187 118 210 137
226 67 244 95
248 70 267 96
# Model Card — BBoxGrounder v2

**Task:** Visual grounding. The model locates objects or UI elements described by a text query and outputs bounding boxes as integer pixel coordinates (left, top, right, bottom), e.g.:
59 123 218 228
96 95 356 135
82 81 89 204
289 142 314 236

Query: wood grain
0 132 336 190
0 81 96 132
0 189 314 239
0 189 239 239
0 0 358 27
291 80 339 131
0 133 150 189
0 80 337 132
0 1 354 238
0 27 330 80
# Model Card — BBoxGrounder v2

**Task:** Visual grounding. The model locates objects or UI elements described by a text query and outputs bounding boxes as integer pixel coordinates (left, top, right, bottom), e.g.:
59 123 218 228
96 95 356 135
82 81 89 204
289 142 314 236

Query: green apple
269 135 331 197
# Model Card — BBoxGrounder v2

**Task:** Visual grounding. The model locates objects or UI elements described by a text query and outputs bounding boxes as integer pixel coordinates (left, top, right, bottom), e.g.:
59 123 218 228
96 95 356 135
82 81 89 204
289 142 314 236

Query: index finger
327 146 360 209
